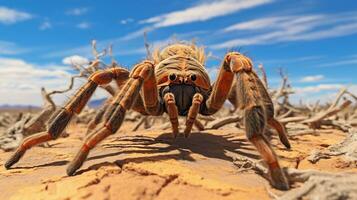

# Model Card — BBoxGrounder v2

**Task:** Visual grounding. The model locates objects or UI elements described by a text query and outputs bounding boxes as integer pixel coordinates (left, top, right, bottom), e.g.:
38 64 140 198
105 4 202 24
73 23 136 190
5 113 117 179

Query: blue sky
0 0 357 105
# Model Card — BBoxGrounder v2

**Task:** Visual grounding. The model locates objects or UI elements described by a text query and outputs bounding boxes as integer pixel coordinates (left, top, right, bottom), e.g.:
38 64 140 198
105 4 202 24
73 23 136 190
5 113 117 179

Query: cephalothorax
5 42 291 190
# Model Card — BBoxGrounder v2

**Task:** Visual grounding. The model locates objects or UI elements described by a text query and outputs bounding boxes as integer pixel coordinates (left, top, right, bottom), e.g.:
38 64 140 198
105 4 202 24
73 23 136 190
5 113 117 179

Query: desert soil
0 122 355 200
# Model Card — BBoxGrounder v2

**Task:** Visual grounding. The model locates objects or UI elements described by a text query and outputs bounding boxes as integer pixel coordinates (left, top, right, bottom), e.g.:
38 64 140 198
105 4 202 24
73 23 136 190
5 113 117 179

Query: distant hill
0 104 41 112
0 104 41 109
0 98 106 111
88 98 106 108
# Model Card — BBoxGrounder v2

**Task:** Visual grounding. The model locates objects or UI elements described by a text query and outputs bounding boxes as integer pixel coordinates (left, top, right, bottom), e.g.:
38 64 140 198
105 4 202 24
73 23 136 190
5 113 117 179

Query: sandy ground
0 123 356 200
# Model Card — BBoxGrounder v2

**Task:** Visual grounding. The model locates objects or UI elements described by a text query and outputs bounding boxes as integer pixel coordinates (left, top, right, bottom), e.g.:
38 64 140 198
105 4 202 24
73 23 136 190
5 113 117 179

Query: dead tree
233 154 357 200
308 127 357 164
0 84 77 151
0 40 120 150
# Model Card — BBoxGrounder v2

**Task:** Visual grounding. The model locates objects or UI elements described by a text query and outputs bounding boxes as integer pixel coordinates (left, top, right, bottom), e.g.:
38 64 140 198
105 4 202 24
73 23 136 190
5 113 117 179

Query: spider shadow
83 131 261 173
10 160 69 169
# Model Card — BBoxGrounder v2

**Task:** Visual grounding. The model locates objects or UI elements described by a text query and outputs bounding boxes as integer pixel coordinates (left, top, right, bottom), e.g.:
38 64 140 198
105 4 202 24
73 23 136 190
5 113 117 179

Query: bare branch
143 31 152 60
258 63 268 89
47 75 82 96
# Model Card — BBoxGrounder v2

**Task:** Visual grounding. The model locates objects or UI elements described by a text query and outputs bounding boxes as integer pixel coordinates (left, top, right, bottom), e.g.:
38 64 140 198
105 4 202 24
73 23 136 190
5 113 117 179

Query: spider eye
190 74 197 81
169 73 177 81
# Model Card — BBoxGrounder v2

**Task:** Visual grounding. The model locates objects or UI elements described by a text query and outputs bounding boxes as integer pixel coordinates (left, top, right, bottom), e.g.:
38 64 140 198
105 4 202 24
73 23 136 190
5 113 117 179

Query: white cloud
44 30 206 59
287 23 357 41
62 55 89 65
300 75 324 83
294 84 343 94
223 16 291 32
223 15 324 32
120 18 134 25
0 57 112 106
73 0 275 41
66 7 89 16
206 66 219 81
212 12 357 49
289 83 357 104
260 55 324 64
317 58 357 67
0 41 27 55
77 22 90 29
0 6 32 24
347 85 357 97
140 0 273 28
118 26 155 41
118 31 210 56
0 57 71 105
39 20 52 30
0 58 70 81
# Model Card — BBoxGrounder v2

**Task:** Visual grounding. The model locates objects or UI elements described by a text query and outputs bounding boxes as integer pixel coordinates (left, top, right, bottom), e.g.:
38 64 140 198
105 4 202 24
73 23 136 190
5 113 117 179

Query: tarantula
5 42 290 190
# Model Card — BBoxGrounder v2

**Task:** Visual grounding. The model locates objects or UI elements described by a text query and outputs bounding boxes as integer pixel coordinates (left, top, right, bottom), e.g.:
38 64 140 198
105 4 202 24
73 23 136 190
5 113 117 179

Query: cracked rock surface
0 123 356 200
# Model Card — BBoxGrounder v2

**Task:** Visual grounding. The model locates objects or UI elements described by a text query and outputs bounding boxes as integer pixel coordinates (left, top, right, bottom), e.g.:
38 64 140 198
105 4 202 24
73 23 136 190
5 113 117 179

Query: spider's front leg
4 67 129 169
86 89 151 134
205 53 290 190
163 93 179 138
66 60 162 175
86 98 112 135
228 77 291 149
